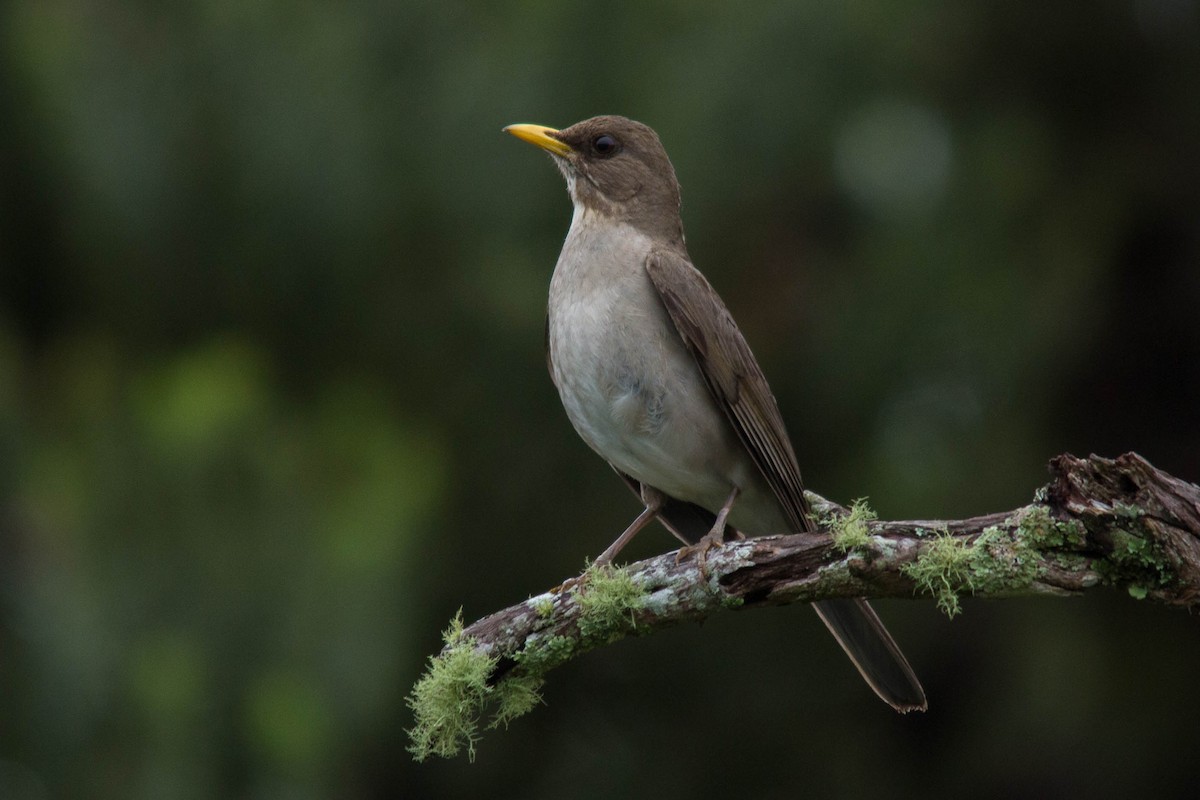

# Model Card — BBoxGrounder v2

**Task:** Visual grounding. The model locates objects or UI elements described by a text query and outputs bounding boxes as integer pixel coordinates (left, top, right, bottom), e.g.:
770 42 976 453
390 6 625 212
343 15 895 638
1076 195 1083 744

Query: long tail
617 472 927 712
812 598 927 712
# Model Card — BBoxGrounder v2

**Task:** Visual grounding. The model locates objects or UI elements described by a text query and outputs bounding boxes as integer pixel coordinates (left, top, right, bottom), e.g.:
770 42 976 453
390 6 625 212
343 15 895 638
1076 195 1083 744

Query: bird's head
505 115 684 244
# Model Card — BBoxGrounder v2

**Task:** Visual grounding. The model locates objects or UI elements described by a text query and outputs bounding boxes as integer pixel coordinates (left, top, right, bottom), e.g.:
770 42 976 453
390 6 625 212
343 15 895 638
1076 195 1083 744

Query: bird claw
551 556 616 594
676 529 725 577
551 574 586 595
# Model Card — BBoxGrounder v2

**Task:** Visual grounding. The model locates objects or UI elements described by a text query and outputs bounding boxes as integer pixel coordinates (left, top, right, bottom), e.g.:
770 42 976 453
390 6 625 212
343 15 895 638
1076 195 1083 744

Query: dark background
2 1 1199 798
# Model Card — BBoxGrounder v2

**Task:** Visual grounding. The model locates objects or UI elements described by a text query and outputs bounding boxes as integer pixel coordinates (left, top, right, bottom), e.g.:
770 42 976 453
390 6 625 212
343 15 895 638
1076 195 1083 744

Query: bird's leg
554 489 664 594
707 485 740 540
593 507 656 568
679 485 740 575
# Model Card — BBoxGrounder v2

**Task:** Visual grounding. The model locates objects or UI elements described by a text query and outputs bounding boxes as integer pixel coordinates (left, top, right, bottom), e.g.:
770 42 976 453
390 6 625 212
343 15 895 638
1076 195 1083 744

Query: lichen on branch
407 452 1200 760
407 564 651 761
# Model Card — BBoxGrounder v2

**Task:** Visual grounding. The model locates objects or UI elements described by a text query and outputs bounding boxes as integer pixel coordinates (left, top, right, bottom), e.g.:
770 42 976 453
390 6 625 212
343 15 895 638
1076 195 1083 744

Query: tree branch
407 452 1200 760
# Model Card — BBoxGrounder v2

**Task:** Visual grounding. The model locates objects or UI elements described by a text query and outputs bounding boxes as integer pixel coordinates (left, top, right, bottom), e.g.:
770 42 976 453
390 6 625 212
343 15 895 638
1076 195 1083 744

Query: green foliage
3 331 447 792
245 668 332 769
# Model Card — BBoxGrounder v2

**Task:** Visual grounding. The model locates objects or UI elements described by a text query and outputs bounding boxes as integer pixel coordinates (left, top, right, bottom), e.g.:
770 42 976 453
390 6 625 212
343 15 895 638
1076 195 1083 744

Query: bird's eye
592 134 619 157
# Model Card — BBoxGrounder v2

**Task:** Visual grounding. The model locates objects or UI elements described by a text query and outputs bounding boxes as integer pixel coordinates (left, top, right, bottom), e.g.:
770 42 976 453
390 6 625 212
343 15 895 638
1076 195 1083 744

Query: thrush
504 115 926 713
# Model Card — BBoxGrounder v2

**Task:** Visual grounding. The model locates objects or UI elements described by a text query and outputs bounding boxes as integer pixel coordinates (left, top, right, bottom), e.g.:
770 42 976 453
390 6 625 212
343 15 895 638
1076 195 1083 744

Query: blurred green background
2 0 1199 797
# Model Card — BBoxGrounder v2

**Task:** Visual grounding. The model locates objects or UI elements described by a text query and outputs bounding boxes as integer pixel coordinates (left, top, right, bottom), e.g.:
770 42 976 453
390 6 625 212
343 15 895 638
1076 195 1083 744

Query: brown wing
646 250 926 710
644 248 811 533
554 255 924 711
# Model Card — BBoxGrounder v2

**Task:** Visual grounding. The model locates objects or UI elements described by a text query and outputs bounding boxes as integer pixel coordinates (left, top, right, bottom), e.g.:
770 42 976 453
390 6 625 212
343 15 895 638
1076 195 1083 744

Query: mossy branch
408 452 1200 760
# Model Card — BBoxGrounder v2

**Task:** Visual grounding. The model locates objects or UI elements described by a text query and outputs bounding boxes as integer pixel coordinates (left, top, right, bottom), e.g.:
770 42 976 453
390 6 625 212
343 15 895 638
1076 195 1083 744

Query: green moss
902 523 1045 619
1095 528 1174 590
406 611 496 762
1016 505 1086 550
904 504 1174 614
489 674 544 729
1051 552 1092 573
901 531 974 617
531 596 555 618
970 524 1042 594
407 610 553 761
406 564 654 761
574 563 646 641
513 633 575 674
825 497 876 553
1114 502 1145 519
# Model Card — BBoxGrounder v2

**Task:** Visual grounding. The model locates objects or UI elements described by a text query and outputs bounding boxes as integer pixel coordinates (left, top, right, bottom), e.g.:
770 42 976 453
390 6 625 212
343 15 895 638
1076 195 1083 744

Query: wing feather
644 249 811 533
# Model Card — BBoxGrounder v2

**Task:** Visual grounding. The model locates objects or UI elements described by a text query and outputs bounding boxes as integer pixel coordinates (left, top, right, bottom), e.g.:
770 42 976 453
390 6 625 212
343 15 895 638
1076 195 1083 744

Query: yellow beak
503 124 573 157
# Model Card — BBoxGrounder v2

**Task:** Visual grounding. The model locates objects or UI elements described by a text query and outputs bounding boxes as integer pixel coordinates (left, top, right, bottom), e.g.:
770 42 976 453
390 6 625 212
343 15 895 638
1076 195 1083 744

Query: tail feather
812 598 927 712
618 472 926 712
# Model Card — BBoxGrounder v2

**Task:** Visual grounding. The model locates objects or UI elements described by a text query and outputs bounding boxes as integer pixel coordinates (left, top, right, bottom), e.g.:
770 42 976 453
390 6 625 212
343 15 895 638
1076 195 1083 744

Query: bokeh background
2 0 1199 797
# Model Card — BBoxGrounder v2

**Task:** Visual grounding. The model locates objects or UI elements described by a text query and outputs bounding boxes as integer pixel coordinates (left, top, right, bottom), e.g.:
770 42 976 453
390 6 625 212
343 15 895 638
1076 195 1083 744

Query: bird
504 115 926 713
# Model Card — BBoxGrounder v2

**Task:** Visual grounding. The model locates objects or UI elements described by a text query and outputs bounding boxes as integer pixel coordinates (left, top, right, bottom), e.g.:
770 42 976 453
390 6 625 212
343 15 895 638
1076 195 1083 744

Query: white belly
546 217 790 534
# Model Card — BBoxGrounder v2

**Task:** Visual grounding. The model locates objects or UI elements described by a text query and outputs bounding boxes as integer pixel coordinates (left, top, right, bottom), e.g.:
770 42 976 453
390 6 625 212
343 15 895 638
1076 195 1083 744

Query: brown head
504 115 685 246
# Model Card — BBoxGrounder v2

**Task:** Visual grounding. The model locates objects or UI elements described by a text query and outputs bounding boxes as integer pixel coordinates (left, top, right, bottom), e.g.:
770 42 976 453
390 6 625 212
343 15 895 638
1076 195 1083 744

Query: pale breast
547 216 752 512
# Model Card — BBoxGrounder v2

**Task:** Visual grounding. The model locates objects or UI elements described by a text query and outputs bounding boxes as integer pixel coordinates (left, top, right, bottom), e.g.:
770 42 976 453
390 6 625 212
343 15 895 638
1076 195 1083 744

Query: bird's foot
676 528 726 577
550 555 616 594
550 575 583 595
676 485 740 576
